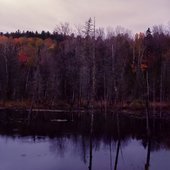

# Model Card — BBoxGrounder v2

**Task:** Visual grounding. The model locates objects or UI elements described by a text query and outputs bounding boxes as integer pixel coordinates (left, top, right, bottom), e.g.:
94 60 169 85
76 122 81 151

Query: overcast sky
0 0 169 33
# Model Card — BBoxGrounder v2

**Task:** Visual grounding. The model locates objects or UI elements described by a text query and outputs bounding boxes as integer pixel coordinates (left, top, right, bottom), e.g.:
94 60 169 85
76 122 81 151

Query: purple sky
0 0 169 33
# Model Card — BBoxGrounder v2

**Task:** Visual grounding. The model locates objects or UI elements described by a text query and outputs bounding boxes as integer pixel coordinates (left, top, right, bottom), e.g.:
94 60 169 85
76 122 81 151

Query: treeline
0 30 66 41
0 21 170 108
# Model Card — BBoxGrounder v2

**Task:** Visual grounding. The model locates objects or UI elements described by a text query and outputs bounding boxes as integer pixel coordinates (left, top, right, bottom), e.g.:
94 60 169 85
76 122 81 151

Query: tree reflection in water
114 113 121 170
88 112 94 170
0 110 170 170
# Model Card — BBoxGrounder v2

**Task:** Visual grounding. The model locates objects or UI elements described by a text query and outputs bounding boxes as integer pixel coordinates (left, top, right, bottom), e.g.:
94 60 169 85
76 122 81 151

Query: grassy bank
0 100 170 111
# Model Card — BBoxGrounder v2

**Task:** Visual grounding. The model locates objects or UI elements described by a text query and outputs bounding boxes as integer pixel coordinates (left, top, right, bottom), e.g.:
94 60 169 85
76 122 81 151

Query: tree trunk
3 50 9 103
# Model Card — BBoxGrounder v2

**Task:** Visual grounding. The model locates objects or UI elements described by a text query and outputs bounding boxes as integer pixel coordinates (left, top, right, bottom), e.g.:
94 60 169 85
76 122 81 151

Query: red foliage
141 63 148 71
18 52 28 63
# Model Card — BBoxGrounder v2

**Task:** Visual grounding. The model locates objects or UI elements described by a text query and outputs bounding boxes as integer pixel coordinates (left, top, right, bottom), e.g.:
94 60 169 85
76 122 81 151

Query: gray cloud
0 0 169 33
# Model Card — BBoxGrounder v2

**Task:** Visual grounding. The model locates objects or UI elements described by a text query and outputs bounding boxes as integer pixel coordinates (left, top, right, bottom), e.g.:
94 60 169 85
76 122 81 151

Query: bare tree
54 22 71 36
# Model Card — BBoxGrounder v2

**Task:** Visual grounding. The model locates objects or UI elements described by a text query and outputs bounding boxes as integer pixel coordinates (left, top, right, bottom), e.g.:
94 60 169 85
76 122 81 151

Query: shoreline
0 100 170 112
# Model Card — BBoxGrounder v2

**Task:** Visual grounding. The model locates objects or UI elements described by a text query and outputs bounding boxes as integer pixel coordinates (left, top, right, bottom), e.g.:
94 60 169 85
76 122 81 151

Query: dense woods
0 21 170 108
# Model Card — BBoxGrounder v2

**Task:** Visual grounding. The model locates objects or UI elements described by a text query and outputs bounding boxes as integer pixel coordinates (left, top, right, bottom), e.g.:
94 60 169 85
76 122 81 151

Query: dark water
0 110 170 170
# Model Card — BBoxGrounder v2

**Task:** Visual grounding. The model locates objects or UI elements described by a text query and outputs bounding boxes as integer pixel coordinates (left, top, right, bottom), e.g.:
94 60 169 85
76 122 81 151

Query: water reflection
114 113 121 170
0 110 170 170
88 112 93 170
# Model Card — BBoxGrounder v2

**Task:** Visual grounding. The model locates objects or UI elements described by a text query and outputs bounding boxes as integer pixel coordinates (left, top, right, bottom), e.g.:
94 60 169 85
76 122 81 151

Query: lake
0 110 170 170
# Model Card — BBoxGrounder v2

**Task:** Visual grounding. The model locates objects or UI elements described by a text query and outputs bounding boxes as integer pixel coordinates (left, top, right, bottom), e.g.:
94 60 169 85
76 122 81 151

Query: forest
0 20 170 109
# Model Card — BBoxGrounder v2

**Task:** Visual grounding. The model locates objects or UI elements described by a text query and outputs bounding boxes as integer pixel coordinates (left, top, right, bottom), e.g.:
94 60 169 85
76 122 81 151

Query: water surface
0 110 170 170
